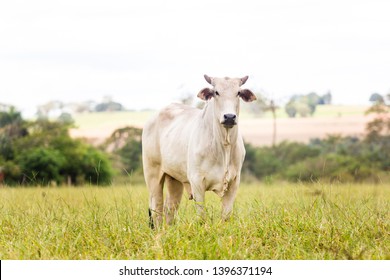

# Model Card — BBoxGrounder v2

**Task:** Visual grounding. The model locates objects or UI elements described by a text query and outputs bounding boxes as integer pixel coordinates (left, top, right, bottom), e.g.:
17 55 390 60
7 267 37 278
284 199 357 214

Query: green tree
1 110 113 186
285 92 326 117
102 126 143 175
17 148 66 185
0 106 27 138
285 101 297 118
79 146 114 185
369 93 384 103
365 93 390 141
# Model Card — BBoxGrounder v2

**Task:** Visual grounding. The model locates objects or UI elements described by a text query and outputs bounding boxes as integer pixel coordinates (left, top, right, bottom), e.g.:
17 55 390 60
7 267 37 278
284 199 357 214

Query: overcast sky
1 0 389 116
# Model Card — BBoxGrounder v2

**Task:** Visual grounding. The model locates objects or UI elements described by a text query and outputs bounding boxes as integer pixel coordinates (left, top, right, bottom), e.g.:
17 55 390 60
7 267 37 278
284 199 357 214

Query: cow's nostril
224 114 236 121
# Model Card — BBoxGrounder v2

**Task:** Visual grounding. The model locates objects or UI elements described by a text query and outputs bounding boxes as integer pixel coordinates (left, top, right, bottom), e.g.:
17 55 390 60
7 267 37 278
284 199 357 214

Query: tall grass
0 183 389 259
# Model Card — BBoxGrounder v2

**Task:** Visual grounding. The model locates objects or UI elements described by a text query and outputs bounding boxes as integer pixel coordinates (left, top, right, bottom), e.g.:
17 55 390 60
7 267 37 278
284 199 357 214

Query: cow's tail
148 208 154 229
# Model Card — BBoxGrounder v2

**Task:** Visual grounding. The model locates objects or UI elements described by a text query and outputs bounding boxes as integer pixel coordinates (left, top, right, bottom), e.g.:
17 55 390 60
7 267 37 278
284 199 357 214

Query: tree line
99 94 389 185
105 94 389 184
0 107 113 185
1 93 389 186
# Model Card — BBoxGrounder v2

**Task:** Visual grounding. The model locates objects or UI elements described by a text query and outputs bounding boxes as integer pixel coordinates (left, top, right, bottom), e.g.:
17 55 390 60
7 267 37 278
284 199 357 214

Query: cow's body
142 75 256 227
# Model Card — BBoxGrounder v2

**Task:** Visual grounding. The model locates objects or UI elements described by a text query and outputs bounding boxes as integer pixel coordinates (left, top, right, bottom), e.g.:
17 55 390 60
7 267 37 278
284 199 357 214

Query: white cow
142 75 256 228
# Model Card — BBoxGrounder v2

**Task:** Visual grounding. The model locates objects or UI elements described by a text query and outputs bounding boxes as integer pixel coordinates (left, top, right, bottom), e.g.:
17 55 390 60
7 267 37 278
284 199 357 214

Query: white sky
1 0 389 116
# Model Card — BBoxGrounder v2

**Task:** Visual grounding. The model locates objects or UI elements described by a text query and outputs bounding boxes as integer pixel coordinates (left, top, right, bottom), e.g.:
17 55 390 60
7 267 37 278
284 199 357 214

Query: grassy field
0 183 389 260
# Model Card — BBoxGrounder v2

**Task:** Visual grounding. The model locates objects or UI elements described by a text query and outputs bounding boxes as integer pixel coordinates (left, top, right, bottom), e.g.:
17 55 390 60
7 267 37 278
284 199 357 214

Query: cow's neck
216 124 238 148
214 115 238 196
202 101 239 194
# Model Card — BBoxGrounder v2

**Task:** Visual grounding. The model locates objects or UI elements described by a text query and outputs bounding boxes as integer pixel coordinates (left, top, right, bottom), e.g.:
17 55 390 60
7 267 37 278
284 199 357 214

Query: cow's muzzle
222 114 237 128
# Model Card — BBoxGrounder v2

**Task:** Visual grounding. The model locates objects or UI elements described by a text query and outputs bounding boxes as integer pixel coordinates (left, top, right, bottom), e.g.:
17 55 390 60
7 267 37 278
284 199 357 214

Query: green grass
0 183 389 260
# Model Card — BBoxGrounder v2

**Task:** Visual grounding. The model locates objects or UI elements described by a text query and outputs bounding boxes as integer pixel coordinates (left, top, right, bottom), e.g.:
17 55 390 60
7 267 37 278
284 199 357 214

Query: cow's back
142 103 200 183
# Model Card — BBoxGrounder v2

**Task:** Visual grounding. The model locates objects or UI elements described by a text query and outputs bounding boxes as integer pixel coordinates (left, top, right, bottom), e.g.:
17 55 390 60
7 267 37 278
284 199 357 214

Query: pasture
69 105 371 146
1 183 389 260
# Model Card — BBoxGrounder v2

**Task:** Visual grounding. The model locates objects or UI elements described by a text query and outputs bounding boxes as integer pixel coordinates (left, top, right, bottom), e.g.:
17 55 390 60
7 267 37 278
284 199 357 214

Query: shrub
79 146 114 185
284 154 378 183
1 113 114 186
242 135 387 183
17 148 66 185
0 134 14 161
102 126 143 177
117 139 142 173
0 160 21 183
242 141 320 179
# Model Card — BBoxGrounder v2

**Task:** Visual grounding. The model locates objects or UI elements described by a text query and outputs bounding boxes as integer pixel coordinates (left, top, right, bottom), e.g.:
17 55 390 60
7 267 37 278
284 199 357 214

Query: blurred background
1 0 389 186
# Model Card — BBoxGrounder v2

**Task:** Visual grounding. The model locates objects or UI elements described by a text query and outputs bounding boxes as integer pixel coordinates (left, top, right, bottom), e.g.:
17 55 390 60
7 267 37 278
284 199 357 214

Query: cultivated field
69 105 371 146
1 183 389 260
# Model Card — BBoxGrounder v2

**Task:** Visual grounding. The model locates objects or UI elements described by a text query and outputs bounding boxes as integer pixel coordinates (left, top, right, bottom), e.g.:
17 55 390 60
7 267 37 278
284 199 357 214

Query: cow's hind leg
164 175 184 225
144 166 165 229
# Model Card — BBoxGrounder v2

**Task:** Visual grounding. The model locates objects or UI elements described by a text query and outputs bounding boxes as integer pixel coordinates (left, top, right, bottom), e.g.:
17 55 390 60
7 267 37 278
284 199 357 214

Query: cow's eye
215 91 220 96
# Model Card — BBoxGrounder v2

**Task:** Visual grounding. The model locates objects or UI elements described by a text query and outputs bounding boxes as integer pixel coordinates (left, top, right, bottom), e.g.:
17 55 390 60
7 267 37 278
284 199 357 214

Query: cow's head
197 75 257 128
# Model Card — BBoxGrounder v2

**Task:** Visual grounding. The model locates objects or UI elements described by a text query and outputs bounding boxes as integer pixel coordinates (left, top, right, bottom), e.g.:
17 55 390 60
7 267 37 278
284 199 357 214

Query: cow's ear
197 88 214 101
239 89 257 102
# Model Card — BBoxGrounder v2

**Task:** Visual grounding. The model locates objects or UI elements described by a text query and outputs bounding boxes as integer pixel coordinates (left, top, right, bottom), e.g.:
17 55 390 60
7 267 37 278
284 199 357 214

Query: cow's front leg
221 179 239 221
190 178 206 222
193 191 206 221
